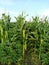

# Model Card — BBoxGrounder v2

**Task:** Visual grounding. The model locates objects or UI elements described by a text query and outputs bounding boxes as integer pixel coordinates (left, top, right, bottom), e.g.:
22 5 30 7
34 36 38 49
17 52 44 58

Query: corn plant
0 13 49 65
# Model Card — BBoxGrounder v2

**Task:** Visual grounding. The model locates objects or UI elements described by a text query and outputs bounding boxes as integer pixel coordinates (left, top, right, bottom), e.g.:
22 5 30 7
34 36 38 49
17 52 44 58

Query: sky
0 0 49 21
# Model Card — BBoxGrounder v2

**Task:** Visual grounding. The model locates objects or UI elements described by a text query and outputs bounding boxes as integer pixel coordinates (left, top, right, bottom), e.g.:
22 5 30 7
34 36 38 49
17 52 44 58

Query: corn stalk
23 29 27 56
0 25 3 43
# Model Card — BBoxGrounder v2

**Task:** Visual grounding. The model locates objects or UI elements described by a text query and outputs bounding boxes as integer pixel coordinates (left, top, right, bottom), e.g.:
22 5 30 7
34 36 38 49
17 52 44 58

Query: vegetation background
0 13 49 65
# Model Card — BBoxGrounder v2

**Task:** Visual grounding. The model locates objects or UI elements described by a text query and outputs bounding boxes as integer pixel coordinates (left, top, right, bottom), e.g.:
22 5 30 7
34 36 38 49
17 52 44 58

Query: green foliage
0 13 49 65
